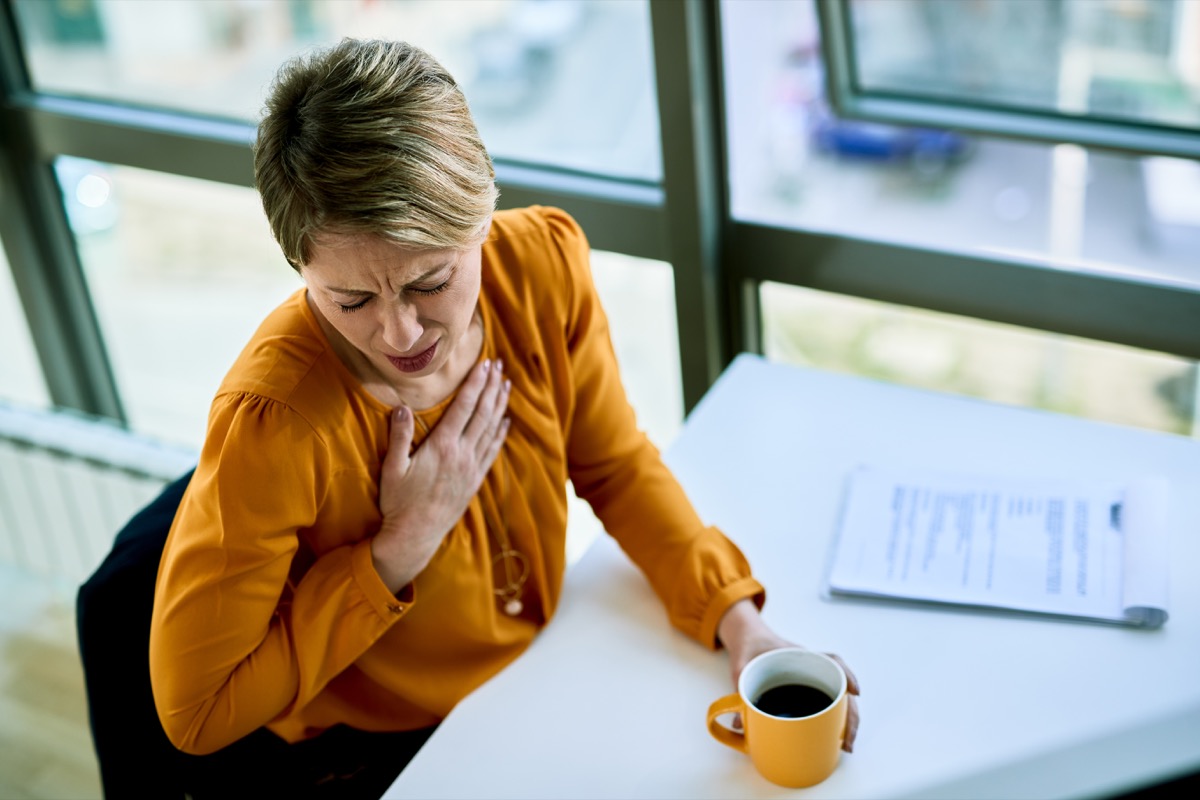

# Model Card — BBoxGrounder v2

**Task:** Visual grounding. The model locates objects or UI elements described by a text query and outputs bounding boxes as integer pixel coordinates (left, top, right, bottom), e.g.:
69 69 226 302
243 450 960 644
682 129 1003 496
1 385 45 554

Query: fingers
438 358 493 436
383 406 415 477
843 695 859 753
826 652 861 696
826 650 859 753
479 417 510 469
439 359 510 457
463 360 509 448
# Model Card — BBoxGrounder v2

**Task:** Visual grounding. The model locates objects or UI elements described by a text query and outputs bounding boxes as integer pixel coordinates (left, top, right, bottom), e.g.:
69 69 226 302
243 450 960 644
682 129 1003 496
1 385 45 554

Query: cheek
328 308 375 344
435 285 480 329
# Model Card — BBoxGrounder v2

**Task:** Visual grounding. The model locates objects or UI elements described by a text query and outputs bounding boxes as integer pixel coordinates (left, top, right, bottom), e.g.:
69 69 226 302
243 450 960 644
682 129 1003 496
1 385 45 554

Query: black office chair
76 468 195 798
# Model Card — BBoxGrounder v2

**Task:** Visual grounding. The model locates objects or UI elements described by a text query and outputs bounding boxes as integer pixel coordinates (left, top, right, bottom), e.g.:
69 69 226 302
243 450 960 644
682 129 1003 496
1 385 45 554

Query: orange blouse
150 206 764 755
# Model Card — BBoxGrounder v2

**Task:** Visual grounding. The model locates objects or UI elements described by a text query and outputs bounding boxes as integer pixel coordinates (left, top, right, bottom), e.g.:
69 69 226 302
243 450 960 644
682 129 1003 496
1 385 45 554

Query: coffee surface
753 684 834 718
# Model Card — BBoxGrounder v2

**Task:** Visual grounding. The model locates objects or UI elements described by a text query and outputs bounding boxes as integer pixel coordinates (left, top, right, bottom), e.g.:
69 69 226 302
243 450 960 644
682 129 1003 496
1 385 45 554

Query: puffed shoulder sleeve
150 392 405 755
546 208 765 648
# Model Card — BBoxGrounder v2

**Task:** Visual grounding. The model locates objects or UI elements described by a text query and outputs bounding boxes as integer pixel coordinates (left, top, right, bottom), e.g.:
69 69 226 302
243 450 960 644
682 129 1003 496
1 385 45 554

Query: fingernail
504 379 511 393
482 358 491 372
395 406 408 421
496 359 504 372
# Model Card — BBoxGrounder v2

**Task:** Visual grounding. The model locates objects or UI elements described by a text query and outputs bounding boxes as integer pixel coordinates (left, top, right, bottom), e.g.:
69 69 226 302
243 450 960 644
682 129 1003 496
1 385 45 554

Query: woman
139 38 857 795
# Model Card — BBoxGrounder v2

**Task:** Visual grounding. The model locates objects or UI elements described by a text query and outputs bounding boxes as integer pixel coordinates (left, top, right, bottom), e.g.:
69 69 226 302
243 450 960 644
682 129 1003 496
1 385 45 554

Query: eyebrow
325 263 454 296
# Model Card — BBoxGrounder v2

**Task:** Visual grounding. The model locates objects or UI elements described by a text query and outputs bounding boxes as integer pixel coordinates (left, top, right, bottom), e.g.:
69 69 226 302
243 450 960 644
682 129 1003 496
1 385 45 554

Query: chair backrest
0 402 196 583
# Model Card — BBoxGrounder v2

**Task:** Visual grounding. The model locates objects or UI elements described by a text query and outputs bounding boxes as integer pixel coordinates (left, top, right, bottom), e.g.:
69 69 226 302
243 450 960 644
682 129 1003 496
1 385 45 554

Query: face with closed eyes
300 231 484 402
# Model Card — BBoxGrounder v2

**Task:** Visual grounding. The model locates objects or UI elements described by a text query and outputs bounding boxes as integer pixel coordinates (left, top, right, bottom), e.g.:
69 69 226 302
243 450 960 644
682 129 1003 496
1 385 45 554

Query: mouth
386 341 438 374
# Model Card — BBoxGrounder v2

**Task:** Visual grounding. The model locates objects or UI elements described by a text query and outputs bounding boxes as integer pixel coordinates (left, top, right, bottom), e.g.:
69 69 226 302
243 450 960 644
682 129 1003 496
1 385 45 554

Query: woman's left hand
717 599 861 752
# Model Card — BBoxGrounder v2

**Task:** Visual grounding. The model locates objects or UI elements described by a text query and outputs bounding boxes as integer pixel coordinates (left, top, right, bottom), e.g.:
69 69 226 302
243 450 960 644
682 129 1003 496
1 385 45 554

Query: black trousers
76 469 434 799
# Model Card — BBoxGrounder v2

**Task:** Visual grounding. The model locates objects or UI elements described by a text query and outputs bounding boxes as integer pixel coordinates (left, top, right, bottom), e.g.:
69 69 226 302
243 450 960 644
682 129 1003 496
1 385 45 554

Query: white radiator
0 403 197 584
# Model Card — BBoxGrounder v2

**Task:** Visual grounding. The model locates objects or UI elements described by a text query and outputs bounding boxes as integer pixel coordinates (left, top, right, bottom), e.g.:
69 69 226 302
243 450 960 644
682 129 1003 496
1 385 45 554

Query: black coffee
752 683 834 718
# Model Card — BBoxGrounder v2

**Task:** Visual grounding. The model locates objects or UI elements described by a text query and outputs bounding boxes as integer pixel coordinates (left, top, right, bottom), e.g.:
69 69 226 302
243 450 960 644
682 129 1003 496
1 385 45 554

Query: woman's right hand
370 358 511 593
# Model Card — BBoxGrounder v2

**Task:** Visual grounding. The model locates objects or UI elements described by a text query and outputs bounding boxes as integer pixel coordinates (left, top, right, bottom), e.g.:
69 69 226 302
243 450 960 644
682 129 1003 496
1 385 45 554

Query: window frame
0 6 122 418
1 0 1198 428
816 0 1200 161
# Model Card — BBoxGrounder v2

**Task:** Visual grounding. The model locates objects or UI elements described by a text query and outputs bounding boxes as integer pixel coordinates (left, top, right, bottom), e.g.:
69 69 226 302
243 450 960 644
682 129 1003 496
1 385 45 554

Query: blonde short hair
254 38 498 267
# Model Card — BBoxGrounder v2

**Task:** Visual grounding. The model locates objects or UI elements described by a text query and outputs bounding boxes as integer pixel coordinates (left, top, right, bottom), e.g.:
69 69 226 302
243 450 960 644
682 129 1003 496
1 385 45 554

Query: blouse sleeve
547 209 765 648
149 392 409 755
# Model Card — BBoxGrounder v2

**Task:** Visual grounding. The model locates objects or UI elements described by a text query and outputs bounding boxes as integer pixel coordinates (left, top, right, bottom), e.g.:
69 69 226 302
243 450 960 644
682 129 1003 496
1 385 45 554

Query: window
762 282 1197 436
5 0 1198 441
819 0 1200 159
14 0 660 180
60 157 300 446
0 241 51 409
720 0 1199 435
723 0 1200 288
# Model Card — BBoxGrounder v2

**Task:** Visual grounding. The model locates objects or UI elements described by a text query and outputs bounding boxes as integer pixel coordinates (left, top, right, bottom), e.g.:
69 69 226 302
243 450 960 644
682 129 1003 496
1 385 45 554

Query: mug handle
706 694 747 753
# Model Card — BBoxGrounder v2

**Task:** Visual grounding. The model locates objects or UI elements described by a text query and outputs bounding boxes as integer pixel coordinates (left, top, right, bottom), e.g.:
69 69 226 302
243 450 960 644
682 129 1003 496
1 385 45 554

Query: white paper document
826 466 1169 627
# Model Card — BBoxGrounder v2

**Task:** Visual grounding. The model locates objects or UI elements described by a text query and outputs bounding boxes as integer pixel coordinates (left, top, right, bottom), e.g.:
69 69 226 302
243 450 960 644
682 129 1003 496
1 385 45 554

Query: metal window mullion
710 0 762 360
729 222 1200 361
0 115 124 421
650 0 732 414
492 161 667 261
0 2 124 421
24 95 256 188
19 95 671 262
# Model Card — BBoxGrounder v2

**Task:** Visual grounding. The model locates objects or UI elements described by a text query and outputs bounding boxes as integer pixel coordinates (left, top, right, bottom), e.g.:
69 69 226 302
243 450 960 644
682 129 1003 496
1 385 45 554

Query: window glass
722 0 1200 289
762 281 1198 437
0 243 52 409
849 0 1200 130
61 157 301 448
15 0 660 180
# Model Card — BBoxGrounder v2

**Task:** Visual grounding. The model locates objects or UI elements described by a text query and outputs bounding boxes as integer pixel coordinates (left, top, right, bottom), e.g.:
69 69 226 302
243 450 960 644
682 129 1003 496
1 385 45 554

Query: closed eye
336 297 369 313
411 281 449 296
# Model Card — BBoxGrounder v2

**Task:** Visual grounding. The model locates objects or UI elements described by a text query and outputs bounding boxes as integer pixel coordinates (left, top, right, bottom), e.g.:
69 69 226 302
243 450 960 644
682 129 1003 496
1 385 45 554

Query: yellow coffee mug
707 648 848 788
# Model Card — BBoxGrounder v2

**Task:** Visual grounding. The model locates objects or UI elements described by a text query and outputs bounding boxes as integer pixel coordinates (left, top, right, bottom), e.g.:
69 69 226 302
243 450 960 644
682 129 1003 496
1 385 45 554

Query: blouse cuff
699 576 766 651
350 539 416 620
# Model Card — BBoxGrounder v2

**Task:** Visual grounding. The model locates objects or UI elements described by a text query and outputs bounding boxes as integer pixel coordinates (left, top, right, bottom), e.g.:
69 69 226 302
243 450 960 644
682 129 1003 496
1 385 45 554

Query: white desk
386 355 1200 799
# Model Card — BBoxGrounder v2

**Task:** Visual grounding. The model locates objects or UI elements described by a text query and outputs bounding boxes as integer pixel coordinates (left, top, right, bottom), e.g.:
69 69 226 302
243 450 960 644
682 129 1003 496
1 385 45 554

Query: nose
381 302 423 353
